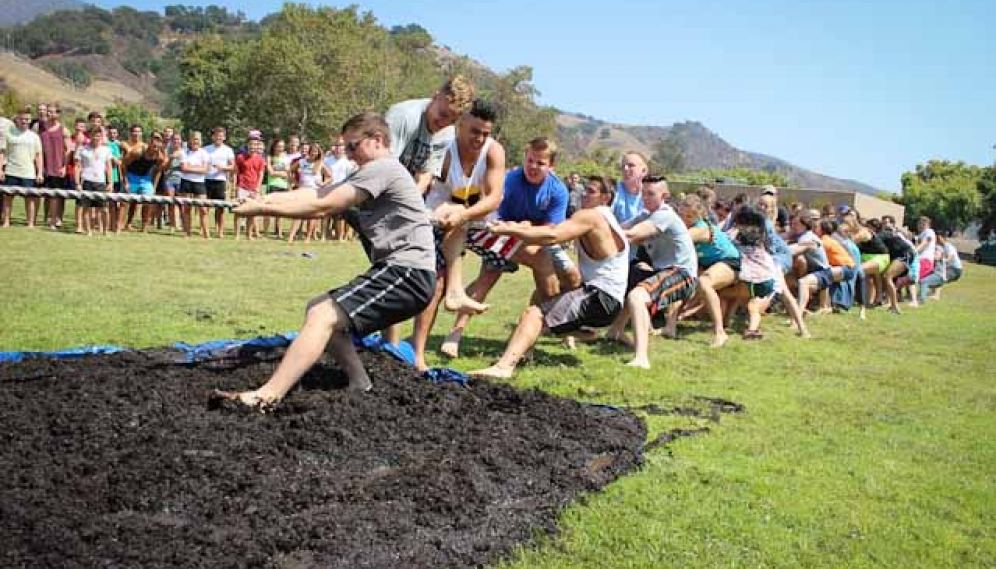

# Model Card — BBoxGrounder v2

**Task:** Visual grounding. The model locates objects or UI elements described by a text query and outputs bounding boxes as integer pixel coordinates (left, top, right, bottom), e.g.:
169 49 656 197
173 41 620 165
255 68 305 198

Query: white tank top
445 137 495 220
578 206 630 303
297 158 320 189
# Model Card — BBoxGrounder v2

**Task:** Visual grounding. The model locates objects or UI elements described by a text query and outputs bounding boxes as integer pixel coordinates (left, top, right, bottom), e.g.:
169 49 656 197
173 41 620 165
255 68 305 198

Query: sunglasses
642 175 668 184
344 134 373 153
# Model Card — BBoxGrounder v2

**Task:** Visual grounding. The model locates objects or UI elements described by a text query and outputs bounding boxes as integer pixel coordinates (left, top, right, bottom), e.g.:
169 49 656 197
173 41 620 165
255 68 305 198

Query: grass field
2 204 995 568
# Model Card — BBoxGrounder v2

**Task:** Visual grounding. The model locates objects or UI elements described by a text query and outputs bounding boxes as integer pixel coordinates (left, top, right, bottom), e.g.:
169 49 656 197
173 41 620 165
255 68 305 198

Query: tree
899 160 982 233
477 66 557 165
105 103 162 136
977 166 996 239
175 34 246 134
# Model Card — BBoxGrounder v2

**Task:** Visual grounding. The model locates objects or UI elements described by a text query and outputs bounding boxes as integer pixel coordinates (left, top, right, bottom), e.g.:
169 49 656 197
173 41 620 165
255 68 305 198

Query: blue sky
97 0 995 191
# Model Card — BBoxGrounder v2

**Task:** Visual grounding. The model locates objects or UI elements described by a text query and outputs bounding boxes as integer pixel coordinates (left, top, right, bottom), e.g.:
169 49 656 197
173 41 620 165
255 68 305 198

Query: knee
304 295 346 332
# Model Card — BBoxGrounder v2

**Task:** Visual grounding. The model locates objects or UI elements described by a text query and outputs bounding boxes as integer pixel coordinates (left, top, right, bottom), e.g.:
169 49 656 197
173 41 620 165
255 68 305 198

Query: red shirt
235 152 266 190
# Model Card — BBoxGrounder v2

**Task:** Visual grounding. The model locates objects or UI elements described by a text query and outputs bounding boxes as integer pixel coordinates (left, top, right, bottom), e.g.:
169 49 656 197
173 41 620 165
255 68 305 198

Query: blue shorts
127 173 155 196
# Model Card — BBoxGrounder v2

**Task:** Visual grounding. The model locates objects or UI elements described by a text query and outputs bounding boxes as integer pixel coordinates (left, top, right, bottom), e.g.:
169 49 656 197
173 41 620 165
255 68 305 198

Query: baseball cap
247 129 262 140
838 205 852 215
761 184 777 195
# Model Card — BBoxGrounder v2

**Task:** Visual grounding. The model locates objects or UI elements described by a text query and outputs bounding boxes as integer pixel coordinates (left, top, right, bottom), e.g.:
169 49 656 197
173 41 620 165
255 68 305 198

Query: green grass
2 203 995 568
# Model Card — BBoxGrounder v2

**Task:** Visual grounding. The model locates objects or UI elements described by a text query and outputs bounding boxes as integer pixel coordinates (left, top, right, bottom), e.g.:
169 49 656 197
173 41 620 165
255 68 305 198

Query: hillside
0 0 83 27
557 114 880 194
1 4 879 194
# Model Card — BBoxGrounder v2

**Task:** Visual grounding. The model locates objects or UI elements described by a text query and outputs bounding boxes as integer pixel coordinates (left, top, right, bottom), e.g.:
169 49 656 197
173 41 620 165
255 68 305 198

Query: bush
42 61 92 89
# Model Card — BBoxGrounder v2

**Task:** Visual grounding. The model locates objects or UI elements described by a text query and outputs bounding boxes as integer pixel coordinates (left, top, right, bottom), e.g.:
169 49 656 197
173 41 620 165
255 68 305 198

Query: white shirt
180 147 211 183
204 143 235 181
78 145 112 184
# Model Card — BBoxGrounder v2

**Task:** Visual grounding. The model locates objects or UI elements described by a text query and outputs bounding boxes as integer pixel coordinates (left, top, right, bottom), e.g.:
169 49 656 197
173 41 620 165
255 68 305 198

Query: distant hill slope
0 0 84 27
557 114 880 194
0 51 144 113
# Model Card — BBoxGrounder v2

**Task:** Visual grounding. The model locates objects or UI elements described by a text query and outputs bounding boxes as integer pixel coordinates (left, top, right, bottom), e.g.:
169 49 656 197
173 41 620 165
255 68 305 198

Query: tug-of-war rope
0 185 236 209
0 185 489 229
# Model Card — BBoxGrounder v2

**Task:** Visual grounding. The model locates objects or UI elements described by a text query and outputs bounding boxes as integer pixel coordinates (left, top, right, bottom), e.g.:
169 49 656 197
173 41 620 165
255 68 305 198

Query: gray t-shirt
324 157 435 271
628 206 698 274
385 98 454 179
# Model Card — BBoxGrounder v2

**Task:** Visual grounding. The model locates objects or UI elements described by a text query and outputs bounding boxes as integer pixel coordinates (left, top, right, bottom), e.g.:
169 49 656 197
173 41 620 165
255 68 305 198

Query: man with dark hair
409 99 506 371
216 112 436 407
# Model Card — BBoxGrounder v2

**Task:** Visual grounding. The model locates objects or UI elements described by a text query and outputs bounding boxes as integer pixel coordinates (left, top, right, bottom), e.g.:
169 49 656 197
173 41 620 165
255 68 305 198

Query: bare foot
439 330 462 359
443 293 490 315
887 306 902 315
798 329 812 339
563 336 577 351
207 389 277 413
467 364 514 379
347 376 373 392
710 332 729 348
625 358 651 369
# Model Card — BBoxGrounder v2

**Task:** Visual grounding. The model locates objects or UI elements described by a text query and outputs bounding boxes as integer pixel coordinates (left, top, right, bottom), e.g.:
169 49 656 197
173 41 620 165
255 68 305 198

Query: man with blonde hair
611 150 648 224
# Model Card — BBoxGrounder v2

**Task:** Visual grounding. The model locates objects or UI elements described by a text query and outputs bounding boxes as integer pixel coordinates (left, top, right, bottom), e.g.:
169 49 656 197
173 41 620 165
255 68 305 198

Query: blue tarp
0 345 127 364
2 331 468 386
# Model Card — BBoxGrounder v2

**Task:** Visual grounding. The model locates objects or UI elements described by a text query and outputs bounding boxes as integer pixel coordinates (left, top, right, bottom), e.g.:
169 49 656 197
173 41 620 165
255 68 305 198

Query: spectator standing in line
29 102 48 132
39 104 71 230
178 131 211 238
158 131 185 232
287 142 331 243
105 124 125 232
1 108 44 228
324 135 357 241
204 126 236 238
265 138 291 238
611 151 648 224
761 185 791 234
234 133 267 240
116 124 145 231
121 131 166 232
74 126 113 236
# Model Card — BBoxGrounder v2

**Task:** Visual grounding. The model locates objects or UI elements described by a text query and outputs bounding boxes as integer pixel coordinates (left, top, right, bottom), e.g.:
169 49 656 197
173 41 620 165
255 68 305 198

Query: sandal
742 329 764 341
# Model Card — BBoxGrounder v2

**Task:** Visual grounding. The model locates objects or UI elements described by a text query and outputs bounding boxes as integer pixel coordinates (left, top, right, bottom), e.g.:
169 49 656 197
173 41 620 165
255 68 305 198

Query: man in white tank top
469 177 629 379
410 99 507 372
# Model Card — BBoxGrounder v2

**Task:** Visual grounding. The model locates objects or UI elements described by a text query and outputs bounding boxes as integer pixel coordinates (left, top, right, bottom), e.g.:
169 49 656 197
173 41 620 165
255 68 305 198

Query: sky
95 0 996 191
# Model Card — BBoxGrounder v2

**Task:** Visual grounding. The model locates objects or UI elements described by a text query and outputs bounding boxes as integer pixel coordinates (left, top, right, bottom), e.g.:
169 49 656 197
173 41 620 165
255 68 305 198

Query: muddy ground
0 347 648 568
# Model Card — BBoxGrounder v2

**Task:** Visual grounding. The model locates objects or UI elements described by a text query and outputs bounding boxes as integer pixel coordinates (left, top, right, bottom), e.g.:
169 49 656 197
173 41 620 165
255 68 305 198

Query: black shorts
79 181 108 207
43 176 66 190
205 179 227 201
745 279 776 299
179 179 206 196
634 266 698 320
541 285 622 334
702 257 742 274
331 264 436 336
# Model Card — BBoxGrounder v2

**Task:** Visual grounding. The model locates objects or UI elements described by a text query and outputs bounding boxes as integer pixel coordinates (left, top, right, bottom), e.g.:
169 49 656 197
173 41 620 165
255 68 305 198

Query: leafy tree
976 166 996 239
104 103 162 135
899 160 982 233
41 61 92 89
175 34 246 134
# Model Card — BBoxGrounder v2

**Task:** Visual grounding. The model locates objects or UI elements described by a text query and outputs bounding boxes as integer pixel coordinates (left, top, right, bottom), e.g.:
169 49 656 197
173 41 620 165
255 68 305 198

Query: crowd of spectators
0 103 356 240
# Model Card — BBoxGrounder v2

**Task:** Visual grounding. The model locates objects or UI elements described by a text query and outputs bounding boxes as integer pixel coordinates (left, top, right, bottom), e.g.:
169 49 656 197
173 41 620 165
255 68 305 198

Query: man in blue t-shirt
438 137 582 359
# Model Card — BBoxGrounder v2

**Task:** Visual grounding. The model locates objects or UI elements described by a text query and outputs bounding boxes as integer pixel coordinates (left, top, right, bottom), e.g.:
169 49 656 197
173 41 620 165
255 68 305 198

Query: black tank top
127 154 159 176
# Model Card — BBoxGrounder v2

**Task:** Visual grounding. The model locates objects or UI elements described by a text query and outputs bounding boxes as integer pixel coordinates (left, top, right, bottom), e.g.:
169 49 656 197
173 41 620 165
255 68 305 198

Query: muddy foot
347 376 373 393
206 389 277 413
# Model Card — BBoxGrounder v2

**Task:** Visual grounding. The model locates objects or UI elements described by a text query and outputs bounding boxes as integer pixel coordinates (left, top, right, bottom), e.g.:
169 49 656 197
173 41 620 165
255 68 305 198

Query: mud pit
0 348 647 568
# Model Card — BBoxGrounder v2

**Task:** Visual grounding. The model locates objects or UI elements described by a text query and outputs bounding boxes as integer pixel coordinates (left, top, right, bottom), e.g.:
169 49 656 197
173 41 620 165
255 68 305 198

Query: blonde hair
676 194 706 220
758 194 778 222
440 75 475 115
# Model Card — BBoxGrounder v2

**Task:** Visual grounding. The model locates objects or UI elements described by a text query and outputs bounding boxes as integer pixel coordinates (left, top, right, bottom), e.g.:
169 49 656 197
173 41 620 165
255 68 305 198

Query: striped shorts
635 266 698 319
330 264 436 336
